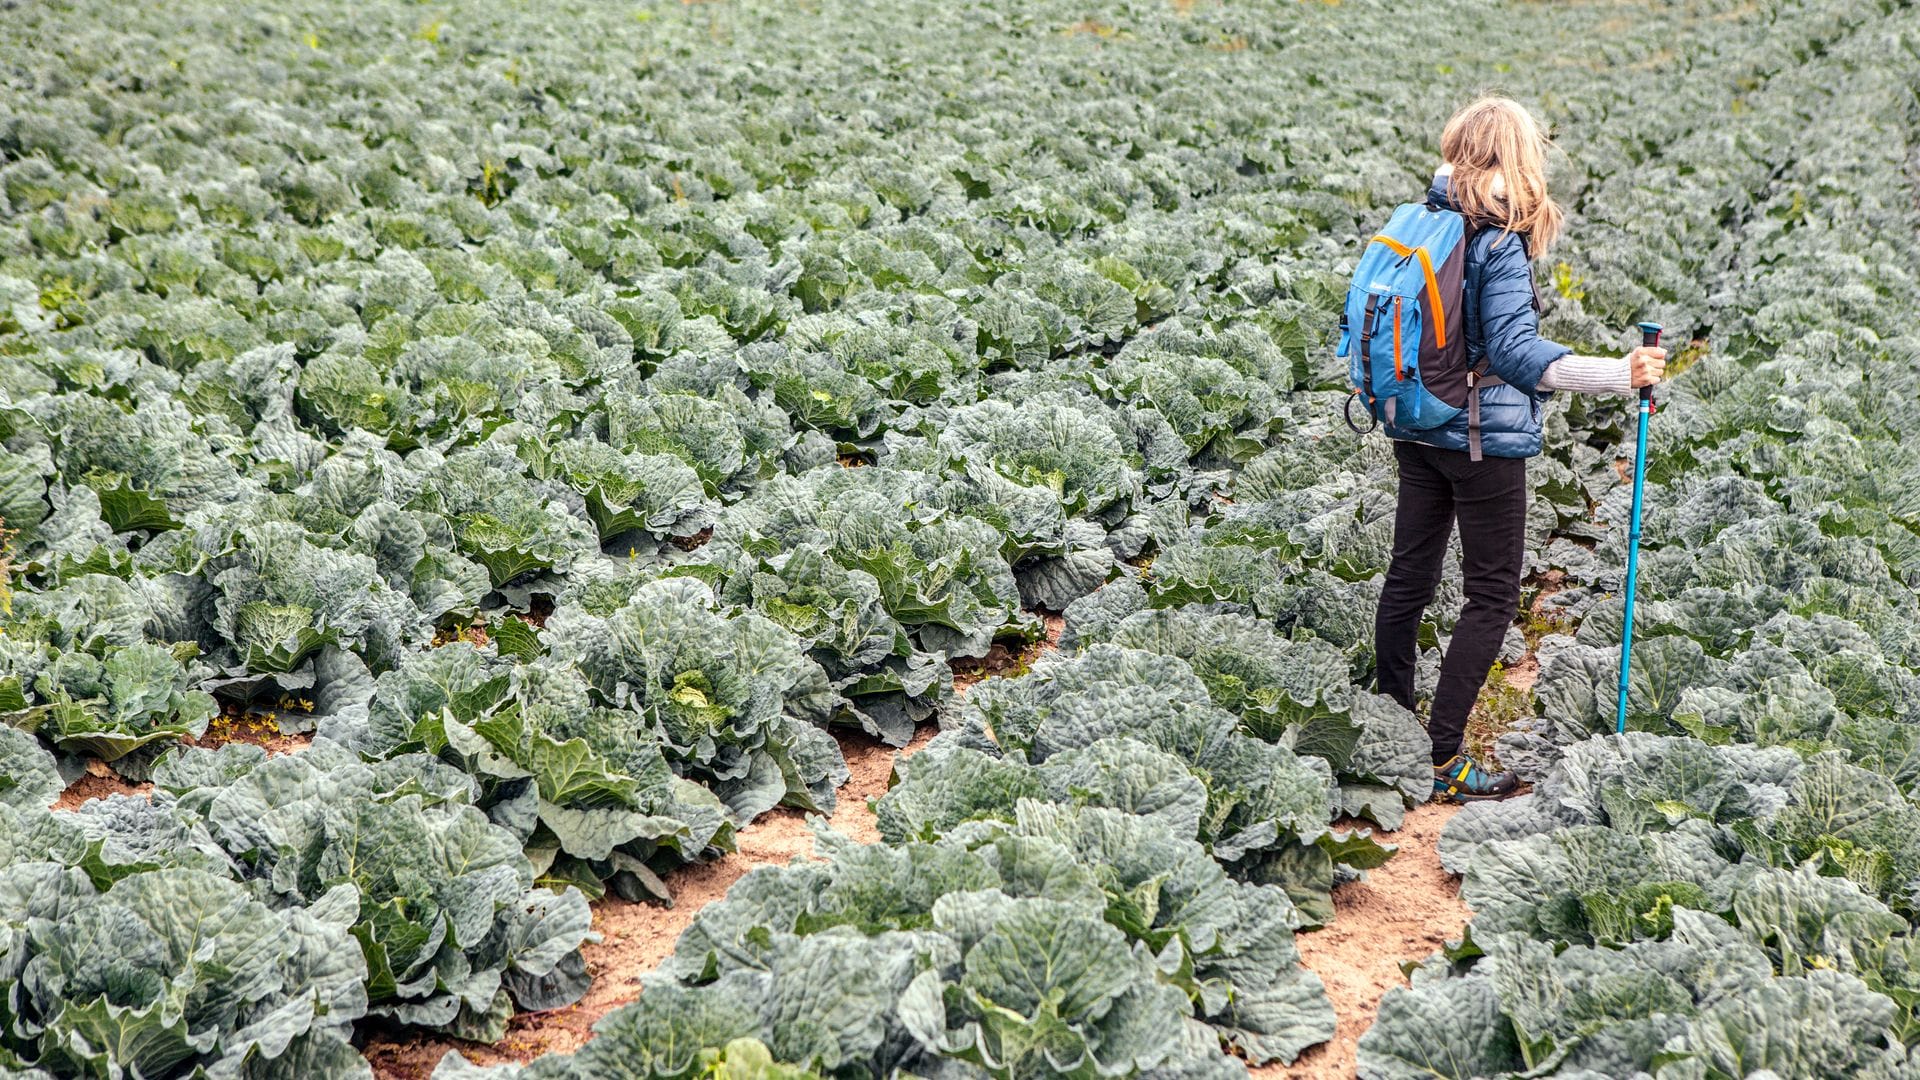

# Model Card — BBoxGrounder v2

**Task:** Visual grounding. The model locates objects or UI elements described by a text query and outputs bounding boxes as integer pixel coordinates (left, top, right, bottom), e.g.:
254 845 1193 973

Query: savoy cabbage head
541 577 847 822
0 791 373 1077
150 739 598 1040
359 641 735 902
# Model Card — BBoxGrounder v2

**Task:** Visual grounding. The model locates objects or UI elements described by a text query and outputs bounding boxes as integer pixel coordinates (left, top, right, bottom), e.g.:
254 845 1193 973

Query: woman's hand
1628 345 1667 388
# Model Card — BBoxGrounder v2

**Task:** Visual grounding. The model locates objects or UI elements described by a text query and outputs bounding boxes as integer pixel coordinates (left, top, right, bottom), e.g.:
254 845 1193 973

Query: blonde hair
1441 96 1563 253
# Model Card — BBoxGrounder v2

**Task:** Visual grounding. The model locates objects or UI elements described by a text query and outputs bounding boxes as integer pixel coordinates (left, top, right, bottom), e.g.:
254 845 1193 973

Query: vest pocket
1394 382 1462 430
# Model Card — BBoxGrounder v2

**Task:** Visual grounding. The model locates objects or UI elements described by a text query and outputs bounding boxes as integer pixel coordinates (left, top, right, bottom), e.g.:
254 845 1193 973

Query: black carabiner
1343 390 1378 435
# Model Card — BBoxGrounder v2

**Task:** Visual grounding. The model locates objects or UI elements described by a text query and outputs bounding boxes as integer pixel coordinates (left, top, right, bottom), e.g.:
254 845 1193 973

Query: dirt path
52 727 315 810
1270 602 1549 1080
363 724 935 1079
1263 801 1469 1080
52 759 152 809
1267 580 1566 1076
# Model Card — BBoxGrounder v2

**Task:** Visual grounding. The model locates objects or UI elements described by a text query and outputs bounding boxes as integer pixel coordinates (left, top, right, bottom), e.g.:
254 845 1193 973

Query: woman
1371 96 1667 802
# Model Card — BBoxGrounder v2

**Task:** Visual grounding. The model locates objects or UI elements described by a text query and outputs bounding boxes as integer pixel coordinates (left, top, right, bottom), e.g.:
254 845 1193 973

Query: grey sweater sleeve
1537 354 1633 395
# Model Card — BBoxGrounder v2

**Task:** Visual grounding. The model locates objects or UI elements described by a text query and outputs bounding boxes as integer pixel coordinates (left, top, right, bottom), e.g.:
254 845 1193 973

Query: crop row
1362 3 1920 1077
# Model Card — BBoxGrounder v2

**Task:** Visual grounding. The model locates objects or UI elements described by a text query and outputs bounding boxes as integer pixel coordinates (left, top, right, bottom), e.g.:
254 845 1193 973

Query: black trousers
1372 440 1527 765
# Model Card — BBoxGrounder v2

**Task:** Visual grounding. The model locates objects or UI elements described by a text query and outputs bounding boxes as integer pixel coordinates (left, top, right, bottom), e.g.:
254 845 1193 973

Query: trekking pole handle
1636 322 1661 405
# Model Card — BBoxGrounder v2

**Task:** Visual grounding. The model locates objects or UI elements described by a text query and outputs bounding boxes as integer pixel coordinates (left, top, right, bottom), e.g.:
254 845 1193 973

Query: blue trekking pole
1615 322 1660 733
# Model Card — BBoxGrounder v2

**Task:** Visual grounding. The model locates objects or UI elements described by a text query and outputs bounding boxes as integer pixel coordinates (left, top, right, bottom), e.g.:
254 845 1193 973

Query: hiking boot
1433 754 1520 803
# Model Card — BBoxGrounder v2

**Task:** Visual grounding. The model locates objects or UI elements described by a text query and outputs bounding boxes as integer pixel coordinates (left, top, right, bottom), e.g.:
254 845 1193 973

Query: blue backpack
1337 198 1488 442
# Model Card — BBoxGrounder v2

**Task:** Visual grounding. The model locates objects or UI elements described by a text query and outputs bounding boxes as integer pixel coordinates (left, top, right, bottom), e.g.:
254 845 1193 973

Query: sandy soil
189 725 315 757
52 758 152 809
52 723 317 812
363 724 936 1079
668 527 714 553
952 613 1065 692
1282 579 1553 1080
1502 652 1540 692
1264 801 1469 1080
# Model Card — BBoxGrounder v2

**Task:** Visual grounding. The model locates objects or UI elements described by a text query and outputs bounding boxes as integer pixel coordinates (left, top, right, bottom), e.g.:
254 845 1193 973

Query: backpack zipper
1392 296 1404 380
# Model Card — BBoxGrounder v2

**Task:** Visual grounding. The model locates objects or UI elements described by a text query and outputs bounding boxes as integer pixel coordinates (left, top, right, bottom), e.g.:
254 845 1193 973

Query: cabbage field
2 0 1918 1076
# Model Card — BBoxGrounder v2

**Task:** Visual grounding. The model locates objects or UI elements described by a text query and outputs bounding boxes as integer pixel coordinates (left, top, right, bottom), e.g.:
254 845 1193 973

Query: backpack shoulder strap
1525 234 1545 314
1459 222 1504 463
